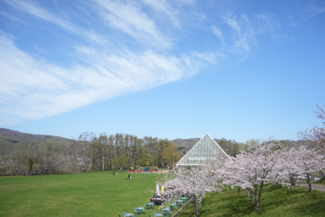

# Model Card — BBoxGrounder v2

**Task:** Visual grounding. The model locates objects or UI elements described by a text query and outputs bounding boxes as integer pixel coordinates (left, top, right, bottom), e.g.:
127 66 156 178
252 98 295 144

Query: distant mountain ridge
171 137 303 154
0 128 302 151
0 128 71 144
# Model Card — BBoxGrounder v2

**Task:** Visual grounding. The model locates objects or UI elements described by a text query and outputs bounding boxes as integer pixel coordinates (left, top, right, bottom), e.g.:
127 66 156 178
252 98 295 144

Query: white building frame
176 133 232 166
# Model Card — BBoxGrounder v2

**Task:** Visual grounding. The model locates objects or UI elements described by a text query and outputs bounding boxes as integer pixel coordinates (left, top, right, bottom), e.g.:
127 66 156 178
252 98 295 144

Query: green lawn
315 178 325 185
0 172 177 217
177 185 325 216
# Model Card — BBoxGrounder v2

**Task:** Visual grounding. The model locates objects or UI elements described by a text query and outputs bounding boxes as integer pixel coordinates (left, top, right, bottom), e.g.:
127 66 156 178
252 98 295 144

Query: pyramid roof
176 133 232 166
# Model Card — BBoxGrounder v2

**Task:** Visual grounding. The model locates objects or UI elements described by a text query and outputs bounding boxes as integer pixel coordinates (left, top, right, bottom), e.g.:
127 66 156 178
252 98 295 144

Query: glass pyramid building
176 133 232 166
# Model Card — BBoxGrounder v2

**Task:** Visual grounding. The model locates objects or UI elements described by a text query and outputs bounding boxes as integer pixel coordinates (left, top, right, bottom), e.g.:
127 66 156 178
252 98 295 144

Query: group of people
151 194 163 205
112 172 132 180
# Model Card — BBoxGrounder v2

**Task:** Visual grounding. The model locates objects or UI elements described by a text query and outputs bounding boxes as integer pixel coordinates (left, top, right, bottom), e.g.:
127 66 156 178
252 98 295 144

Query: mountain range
0 128 301 151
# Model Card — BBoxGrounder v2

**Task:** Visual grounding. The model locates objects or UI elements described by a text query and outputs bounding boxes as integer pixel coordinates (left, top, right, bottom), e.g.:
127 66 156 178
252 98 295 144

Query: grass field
3 172 324 217
315 178 325 185
0 171 176 217
177 184 325 216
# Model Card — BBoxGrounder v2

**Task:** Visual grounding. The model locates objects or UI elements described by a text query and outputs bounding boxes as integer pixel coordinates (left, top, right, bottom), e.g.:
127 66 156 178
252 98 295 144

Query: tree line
0 132 183 176
2 103 322 176
0 132 255 176
0 132 306 176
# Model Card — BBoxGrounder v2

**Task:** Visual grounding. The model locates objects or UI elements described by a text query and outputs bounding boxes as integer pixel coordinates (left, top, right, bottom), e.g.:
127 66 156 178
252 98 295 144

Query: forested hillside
0 128 303 176
0 128 71 144
0 129 182 176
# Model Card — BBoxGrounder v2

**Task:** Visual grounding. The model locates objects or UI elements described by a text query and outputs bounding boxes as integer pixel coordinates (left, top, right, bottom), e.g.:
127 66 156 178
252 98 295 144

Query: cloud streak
93 0 173 49
0 32 209 124
211 25 224 48
3 0 105 43
0 0 282 124
215 12 278 57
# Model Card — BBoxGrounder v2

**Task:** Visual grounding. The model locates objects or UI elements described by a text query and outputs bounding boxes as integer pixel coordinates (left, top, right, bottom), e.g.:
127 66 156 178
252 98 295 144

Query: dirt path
296 183 325 192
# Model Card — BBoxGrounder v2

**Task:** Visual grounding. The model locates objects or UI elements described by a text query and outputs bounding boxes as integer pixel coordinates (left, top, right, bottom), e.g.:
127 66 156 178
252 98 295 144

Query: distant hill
171 137 303 154
0 128 303 151
0 128 71 144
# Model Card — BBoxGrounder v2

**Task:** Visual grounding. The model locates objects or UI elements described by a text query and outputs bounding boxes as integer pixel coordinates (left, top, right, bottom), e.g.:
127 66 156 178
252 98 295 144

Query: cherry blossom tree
218 153 257 204
299 104 325 152
287 146 324 192
164 164 223 217
279 146 302 187
299 104 325 181
219 138 292 211
218 137 324 211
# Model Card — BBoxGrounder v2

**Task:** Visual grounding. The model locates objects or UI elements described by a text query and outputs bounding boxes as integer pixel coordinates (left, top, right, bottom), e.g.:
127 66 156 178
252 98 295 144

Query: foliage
0 132 176 175
161 143 181 167
27 158 34 171
112 155 129 170
217 138 246 157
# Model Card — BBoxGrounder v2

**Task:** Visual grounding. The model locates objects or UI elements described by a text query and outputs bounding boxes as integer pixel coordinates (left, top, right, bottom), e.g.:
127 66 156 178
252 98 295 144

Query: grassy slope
0 171 175 217
315 178 325 185
178 185 325 217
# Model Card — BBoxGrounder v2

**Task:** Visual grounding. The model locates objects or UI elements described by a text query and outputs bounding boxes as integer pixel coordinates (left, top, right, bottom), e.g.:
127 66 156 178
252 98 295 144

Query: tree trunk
306 172 312 192
320 170 325 184
255 181 264 211
290 174 296 187
250 190 255 204
238 186 241 194
254 183 258 204
194 201 200 217
90 145 93 171
102 151 104 172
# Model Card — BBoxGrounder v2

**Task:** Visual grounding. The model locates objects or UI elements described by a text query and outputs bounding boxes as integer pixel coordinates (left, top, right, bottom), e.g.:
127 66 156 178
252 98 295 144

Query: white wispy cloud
0 12 30 25
0 32 209 124
308 0 325 13
211 25 224 48
219 12 278 56
0 0 283 124
3 0 105 44
222 13 255 54
93 0 172 49
140 0 181 28
288 0 325 27
222 13 242 35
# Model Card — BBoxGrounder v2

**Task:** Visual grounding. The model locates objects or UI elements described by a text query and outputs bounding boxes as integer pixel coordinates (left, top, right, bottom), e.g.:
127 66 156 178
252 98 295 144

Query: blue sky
0 0 324 142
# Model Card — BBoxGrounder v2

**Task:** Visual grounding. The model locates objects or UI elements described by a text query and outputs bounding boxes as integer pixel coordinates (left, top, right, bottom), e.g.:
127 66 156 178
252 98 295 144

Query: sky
0 0 324 143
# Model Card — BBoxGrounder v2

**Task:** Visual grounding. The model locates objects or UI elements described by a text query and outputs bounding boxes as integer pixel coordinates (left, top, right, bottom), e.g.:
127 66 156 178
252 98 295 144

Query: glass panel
176 133 230 166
